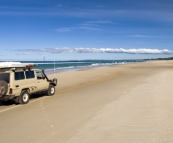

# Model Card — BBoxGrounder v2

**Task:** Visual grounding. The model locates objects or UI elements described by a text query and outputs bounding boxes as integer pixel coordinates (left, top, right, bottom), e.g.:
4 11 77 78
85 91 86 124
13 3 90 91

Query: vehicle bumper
0 95 15 101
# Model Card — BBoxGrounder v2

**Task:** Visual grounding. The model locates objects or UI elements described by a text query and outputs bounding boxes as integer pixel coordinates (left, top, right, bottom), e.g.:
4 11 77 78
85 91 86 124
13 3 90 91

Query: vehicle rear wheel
0 80 8 97
47 84 55 96
19 90 30 104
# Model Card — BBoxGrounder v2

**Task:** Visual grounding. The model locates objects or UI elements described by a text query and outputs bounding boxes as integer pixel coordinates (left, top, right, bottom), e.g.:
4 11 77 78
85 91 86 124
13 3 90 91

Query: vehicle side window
15 72 25 80
36 72 45 80
0 73 10 83
25 71 35 79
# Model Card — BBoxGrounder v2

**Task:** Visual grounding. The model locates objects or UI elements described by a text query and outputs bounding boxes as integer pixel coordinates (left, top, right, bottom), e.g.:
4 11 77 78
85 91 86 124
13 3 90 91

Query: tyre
47 84 55 96
0 80 8 97
19 90 30 104
15 97 19 104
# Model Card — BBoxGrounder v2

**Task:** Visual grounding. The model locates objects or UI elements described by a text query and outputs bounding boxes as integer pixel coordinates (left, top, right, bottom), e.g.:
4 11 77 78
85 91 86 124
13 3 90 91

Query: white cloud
56 20 113 32
56 25 99 32
56 28 71 32
96 40 104 43
131 35 154 38
15 48 173 54
82 20 114 25
1 5 173 23
23 52 30 55
78 26 100 31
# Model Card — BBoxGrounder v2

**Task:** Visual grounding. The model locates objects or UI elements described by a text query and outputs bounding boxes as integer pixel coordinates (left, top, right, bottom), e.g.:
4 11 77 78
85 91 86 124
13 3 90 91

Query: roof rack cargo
0 62 37 71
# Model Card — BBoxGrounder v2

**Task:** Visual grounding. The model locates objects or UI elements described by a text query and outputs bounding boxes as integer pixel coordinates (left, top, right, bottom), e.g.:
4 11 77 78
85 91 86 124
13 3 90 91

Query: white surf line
0 96 49 114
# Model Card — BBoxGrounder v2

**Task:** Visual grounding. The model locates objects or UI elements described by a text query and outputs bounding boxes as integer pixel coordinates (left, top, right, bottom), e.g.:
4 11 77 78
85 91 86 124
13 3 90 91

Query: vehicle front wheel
47 85 55 96
19 90 30 104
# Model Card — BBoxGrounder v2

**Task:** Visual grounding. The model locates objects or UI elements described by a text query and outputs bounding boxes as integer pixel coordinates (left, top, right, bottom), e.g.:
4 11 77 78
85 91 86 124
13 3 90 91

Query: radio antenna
42 55 45 70
54 59 55 77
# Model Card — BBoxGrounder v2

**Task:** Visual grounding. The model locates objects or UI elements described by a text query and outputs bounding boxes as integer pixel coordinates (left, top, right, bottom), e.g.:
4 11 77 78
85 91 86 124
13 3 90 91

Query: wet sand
1 60 173 143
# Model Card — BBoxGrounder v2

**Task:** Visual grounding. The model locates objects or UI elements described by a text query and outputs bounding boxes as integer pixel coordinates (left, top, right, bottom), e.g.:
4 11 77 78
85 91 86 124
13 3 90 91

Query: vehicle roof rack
0 62 37 72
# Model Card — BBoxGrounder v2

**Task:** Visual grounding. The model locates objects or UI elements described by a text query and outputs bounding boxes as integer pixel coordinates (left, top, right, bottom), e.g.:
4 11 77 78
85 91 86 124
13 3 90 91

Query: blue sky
0 0 173 60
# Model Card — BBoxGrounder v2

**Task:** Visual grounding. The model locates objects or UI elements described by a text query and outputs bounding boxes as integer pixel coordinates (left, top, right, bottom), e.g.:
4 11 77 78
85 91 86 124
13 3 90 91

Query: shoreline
45 59 148 75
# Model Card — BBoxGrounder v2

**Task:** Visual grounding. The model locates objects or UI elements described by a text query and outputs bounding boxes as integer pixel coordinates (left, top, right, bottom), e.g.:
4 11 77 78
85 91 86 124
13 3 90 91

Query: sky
0 0 173 61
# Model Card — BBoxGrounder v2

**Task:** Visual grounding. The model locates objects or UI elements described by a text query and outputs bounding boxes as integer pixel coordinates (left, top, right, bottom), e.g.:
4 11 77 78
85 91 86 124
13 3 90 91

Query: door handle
16 85 19 87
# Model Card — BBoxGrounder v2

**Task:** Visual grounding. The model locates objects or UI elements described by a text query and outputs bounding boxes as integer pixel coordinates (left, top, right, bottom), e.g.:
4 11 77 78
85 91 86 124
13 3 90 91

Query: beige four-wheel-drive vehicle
0 62 57 104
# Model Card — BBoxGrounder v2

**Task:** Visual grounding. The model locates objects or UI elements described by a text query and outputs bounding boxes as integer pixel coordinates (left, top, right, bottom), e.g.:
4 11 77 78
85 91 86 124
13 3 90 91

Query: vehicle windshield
36 71 45 80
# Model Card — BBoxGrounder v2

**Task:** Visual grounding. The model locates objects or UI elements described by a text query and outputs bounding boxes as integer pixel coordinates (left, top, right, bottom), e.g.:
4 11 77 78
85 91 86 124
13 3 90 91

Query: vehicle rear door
13 71 26 96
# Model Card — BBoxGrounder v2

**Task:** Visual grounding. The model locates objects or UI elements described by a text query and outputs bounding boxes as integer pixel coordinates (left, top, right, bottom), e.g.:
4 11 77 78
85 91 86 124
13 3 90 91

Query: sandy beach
1 60 173 143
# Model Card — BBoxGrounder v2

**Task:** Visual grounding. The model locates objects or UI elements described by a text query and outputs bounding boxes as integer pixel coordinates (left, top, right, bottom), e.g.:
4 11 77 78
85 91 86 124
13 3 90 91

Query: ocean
16 59 147 74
